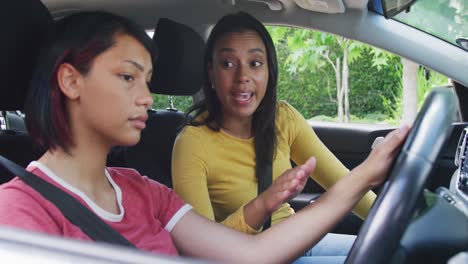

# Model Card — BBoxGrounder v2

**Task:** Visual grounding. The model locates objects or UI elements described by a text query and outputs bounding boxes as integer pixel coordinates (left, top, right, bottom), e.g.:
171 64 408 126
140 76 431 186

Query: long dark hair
25 11 156 152
186 11 278 183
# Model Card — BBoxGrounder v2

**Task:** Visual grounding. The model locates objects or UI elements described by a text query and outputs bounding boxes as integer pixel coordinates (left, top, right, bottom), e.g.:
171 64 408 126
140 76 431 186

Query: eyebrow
123 59 145 72
218 47 265 54
123 59 153 79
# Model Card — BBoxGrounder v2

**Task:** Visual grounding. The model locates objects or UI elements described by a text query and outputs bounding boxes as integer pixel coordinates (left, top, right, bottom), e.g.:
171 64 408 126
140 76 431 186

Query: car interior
0 0 467 263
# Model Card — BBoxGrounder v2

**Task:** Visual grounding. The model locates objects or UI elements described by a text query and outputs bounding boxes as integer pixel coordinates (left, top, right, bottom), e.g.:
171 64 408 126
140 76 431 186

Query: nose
235 63 251 84
137 82 154 110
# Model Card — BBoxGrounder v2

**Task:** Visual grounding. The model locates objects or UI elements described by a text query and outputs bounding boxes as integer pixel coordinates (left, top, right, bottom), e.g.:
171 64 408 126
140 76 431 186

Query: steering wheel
345 88 458 264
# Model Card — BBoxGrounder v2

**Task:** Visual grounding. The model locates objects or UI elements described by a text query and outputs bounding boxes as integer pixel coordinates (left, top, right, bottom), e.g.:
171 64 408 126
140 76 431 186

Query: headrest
150 18 205 96
0 0 53 110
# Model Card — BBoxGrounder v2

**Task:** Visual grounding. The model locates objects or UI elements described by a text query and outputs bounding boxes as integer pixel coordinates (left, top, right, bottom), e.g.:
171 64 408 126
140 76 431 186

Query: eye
119 74 134 82
222 60 234 68
251 61 263 67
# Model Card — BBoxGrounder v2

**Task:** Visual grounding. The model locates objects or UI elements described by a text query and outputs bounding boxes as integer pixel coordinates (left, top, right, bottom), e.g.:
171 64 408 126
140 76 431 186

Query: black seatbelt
0 155 135 247
257 160 272 230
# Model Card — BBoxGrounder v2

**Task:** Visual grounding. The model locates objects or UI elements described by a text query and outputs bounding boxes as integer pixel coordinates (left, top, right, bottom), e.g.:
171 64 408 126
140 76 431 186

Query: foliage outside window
267 26 449 125
151 94 193 112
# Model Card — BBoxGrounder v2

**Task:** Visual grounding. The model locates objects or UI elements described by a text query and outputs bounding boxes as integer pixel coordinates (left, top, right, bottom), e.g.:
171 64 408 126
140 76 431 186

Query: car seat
0 0 53 183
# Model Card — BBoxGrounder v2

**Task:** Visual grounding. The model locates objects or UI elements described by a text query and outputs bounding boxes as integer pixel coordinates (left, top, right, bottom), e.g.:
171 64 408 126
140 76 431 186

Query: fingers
280 157 316 195
264 157 317 212
297 157 316 176
374 125 410 157
286 157 315 186
387 124 410 145
276 158 312 185
358 125 411 188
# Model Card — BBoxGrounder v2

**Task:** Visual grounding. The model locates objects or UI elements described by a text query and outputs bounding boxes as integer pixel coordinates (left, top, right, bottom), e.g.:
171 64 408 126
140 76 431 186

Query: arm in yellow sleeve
284 102 376 219
172 128 259 234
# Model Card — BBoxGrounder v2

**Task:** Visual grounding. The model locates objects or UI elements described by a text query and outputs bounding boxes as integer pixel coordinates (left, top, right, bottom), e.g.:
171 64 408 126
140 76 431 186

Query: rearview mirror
382 0 418 19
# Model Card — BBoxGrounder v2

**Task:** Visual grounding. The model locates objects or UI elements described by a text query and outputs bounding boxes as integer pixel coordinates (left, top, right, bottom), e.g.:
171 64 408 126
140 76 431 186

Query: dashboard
452 127 468 206
394 126 468 263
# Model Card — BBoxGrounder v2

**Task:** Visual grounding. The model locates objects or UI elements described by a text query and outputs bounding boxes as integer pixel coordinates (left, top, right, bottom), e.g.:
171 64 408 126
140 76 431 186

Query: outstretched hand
258 157 316 215
243 157 316 230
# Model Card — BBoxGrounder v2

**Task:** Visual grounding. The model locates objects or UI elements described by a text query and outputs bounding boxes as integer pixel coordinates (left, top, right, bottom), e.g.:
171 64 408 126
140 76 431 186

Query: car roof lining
41 0 468 87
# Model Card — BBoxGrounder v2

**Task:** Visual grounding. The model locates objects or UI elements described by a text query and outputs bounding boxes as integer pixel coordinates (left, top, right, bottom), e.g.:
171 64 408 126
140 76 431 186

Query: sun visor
294 0 345 13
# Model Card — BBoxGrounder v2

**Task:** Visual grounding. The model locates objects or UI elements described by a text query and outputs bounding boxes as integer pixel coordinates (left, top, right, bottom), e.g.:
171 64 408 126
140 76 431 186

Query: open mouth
232 92 254 103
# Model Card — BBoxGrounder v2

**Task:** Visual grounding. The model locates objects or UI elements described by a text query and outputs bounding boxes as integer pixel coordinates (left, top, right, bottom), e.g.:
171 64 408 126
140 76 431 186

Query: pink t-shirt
0 161 192 256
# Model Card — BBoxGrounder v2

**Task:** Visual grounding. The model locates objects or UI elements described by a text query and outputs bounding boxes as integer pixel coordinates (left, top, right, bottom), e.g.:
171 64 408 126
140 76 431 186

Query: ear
56 63 82 100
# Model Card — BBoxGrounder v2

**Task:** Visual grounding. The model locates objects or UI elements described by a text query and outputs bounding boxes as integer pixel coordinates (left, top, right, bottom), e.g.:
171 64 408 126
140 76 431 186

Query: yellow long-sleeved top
172 101 376 234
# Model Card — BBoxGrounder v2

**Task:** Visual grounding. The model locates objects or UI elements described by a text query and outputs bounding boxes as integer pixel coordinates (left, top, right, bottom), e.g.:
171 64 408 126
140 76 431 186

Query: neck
39 104 121 214
221 115 253 139
38 139 111 197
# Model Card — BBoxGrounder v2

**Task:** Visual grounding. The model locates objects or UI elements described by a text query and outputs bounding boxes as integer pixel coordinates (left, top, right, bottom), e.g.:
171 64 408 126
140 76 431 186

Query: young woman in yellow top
173 12 378 263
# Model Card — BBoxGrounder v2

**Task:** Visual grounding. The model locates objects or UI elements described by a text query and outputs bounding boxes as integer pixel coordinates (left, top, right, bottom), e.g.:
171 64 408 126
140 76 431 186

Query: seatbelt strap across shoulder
0 155 135 247
257 159 272 230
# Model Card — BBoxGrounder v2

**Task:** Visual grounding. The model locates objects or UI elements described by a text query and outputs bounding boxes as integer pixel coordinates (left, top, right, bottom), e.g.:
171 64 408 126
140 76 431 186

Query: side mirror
456 38 468 52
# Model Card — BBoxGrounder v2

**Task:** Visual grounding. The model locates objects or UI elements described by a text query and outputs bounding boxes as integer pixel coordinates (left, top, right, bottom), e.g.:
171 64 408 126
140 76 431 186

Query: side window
151 94 193 112
267 26 451 125
0 112 5 130
0 111 26 131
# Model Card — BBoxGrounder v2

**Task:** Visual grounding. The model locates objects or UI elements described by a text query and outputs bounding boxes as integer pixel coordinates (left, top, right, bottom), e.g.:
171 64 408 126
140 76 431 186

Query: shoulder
0 177 39 203
178 124 214 138
106 167 153 191
0 178 63 232
0 167 69 210
174 124 217 148
101 168 189 231
107 167 172 193
107 166 142 181
276 101 304 127
277 101 301 117
0 176 57 208
107 167 181 209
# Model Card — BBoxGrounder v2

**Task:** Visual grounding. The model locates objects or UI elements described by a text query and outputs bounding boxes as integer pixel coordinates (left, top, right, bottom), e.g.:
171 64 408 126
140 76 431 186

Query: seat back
108 18 205 187
108 110 186 188
0 0 53 183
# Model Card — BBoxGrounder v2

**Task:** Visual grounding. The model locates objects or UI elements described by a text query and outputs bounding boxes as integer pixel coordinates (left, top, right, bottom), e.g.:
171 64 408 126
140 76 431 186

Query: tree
276 29 383 122
268 26 403 123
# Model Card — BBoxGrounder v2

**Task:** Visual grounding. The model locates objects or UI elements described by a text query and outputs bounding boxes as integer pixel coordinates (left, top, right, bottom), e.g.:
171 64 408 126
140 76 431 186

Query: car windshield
393 0 467 48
